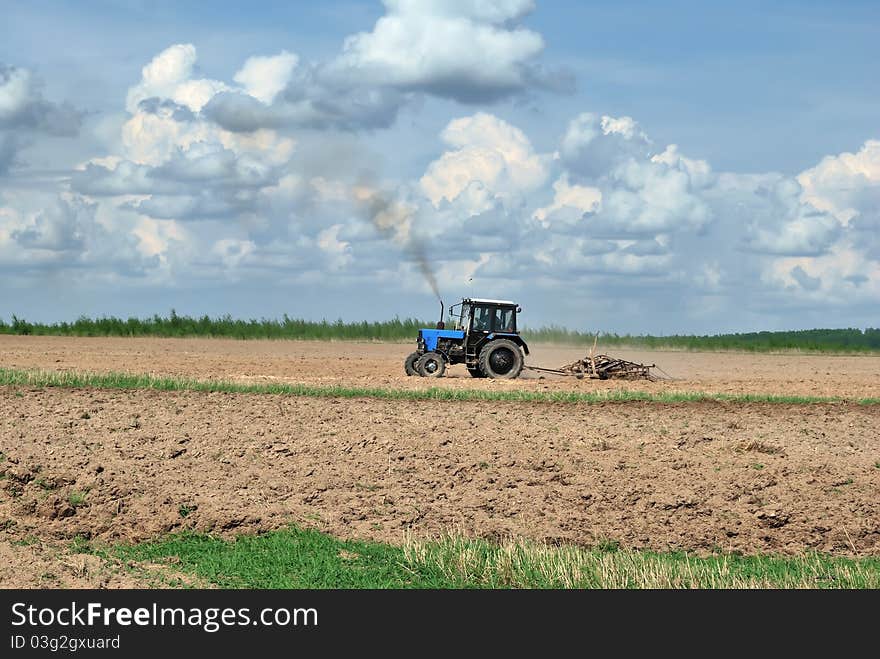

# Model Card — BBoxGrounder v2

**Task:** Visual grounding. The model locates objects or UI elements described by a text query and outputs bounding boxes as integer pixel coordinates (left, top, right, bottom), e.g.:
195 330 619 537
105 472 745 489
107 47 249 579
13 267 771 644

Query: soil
1 335 879 398
1 336 878 587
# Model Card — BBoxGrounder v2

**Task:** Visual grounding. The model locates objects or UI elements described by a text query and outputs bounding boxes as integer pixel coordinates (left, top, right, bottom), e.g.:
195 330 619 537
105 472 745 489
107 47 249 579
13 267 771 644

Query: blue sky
1 1 878 332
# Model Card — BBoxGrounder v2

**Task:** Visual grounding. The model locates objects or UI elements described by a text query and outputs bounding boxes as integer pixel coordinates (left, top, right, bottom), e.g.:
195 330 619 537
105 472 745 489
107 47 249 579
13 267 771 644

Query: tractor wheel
467 366 486 378
416 352 446 377
478 339 524 379
404 352 420 376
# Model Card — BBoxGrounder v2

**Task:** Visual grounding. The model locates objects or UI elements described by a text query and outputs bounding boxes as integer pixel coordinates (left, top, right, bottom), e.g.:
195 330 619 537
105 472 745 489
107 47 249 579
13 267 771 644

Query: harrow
524 337 661 381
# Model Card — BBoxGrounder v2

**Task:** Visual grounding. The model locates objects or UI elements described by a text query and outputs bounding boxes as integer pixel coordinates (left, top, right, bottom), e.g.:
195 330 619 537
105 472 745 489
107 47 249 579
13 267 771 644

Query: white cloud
3 28 879 332
203 2 555 135
10 195 93 252
592 155 711 235
212 237 256 269
0 64 80 136
126 44 230 114
234 51 299 104
131 217 187 258
533 174 601 225
0 191 158 277
767 243 880 300
200 2 559 135
334 0 544 102
420 112 548 212
560 113 651 180
317 223 353 269
741 177 841 256
0 66 32 121
651 144 714 190
797 139 880 224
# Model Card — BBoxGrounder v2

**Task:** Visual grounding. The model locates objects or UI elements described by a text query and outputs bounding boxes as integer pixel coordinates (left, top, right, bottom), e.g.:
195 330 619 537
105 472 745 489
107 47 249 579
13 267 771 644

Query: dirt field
2 335 880 398
1 336 879 587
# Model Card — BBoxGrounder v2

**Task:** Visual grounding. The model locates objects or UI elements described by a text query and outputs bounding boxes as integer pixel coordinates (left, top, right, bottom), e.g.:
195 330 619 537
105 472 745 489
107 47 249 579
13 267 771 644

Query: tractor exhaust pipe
437 299 445 329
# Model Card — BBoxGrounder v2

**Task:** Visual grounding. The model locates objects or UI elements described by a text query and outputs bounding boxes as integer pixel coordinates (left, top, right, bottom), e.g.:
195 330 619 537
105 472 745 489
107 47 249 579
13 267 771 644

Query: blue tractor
404 298 529 378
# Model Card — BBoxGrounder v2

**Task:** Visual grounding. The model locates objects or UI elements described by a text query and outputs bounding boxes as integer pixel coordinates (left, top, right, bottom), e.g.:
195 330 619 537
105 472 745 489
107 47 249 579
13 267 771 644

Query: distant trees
0 313 877 352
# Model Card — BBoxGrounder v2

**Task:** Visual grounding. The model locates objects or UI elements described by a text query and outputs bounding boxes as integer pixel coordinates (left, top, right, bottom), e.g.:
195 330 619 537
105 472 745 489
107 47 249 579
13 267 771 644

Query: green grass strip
89 527 880 589
2 367 878 405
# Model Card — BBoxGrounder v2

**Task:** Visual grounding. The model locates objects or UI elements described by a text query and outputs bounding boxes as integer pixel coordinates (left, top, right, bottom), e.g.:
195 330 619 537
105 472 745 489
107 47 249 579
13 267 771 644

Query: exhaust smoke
357 186 442 302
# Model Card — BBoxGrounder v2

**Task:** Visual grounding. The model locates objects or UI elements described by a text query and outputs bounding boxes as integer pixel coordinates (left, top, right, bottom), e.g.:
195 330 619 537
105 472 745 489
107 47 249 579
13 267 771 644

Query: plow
526 354 659 381
524 335 661 381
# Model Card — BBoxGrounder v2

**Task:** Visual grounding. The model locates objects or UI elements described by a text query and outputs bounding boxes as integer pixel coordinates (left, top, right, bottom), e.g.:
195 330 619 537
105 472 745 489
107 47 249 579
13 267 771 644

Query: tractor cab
405 297 529 379
449 298 521 336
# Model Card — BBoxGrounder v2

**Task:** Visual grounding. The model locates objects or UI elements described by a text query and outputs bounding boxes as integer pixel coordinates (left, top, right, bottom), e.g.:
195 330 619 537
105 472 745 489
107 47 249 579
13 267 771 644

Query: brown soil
2 388 877 570
0 540 205 589
2 336 878 588
2 335 879 398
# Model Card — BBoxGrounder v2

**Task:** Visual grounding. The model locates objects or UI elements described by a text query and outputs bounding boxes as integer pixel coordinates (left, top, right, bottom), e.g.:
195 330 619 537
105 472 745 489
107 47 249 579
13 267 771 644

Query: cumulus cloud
533 139 715 237
0 192 159 277
0 64 82 136
204 1 557 134
410 110 879 317
533 174 601 225
420 112 549 213
740 177 841 256
3 27 878 331
201 92 282 133
766 241 879 301
120 42 398 135
234 51 299 105
0 64 81 178
798 139 880 225
65 43 297 242
212 237 256 269
126 44 229 114
334 0 545 103
11 195 94 252
205 76 406 132
71 161 181 196
560 113 651 180
606 164 709 234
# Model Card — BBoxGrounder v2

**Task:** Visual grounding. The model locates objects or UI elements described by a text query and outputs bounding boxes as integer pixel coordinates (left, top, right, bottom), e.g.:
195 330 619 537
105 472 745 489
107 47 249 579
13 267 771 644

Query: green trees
0 313 877 352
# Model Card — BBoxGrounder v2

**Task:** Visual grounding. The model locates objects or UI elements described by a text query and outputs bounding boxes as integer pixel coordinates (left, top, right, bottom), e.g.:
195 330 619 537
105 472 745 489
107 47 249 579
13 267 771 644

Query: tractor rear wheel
404 352 420 376
467 366 486 378
417 352 446 377
478 339 523 379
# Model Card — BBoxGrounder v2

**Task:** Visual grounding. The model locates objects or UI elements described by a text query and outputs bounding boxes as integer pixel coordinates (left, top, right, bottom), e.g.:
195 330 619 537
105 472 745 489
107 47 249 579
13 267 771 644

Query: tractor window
494 308 515 333
458 304 470 331
472 306 492 331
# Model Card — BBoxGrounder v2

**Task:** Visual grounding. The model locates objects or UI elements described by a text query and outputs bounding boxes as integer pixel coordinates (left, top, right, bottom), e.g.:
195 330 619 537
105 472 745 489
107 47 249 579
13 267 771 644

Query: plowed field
1 336 878 587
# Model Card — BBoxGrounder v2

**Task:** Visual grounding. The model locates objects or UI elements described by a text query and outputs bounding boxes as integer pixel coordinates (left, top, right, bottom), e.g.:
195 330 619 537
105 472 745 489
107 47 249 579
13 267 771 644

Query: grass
1 367 878 405
68 491 87 508
101 528 452 589
2 312 879 353
88 526 880 589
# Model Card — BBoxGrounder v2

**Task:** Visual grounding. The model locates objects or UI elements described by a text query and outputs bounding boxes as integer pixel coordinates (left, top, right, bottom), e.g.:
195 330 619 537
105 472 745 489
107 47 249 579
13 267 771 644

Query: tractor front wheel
478 339 524 379
404 352 420 376
417 352 446 377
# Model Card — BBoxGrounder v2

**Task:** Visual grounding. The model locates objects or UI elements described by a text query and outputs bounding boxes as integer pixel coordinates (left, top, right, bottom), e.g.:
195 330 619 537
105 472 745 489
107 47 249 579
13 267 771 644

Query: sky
1 0 878 333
